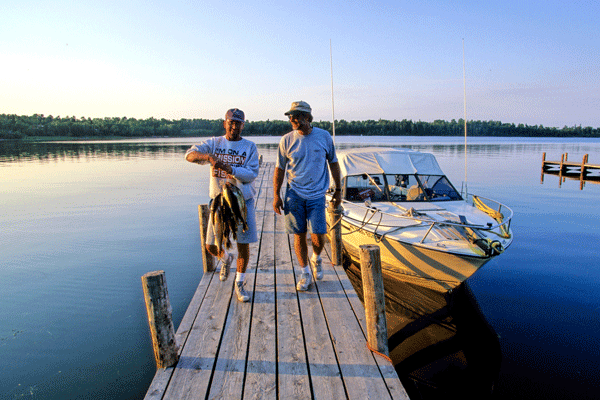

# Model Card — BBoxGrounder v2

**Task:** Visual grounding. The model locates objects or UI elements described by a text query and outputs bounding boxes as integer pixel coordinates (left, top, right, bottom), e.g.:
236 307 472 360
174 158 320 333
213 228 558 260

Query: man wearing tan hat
273 101 342 291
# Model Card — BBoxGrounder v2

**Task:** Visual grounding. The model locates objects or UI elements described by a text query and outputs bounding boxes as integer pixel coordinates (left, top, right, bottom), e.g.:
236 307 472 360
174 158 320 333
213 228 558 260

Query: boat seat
346 187 380 202
406 185 424 201
345 187 362 201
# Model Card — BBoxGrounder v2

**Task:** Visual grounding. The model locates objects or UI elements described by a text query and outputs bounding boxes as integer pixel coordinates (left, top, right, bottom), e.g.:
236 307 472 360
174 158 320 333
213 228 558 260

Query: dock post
558 153 569 187
141 271 179 369
327 203 343 266
541 152 546 184
199 204 215 273
580 154 588 190
359 244 389 356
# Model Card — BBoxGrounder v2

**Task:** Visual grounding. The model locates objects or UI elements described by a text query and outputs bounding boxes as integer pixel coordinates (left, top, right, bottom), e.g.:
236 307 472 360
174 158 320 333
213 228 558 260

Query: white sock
301 266 310 274
311 253 321 262
236 272 245 282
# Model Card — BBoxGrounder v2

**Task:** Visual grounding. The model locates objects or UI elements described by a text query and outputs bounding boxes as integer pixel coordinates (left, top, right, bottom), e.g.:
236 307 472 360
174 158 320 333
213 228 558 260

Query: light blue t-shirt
276 127 337 200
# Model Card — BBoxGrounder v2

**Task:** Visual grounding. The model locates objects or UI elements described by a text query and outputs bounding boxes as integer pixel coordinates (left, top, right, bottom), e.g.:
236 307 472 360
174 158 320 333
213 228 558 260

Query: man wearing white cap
273 101 342 291
185 108 259 302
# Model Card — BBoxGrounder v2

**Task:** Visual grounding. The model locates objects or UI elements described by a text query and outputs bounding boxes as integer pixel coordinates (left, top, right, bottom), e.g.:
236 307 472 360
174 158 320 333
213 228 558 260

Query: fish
210 183 249 253
223 182 248 232
221 193 235 245
230 183 248 231
211 193 225 253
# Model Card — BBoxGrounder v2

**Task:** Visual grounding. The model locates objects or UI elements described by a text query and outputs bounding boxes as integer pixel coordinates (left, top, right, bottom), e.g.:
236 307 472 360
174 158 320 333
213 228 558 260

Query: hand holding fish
210 156 233 175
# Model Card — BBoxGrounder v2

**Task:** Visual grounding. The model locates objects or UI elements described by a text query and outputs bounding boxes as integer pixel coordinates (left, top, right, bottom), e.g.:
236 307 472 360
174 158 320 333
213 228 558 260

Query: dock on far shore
142 162 409 399
541 152 600 189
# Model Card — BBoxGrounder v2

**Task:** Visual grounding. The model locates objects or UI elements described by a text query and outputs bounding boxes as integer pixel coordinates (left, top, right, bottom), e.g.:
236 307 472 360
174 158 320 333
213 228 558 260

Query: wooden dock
143 162 409 399
541 152 600 189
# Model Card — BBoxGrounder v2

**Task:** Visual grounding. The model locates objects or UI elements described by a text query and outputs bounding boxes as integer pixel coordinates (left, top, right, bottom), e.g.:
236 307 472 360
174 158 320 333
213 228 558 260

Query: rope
327 205 379 236
366 342 393 363
472 196 511 238
472 195 503 220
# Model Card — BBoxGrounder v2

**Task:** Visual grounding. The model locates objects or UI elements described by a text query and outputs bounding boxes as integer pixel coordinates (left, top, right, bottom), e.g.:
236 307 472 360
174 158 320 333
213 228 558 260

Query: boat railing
338 194 513 244
463 193 514 230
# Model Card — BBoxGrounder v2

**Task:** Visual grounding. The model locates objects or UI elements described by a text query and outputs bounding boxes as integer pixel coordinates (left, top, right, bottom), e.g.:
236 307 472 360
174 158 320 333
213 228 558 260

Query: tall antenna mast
462 38 468 193
330 39 336 145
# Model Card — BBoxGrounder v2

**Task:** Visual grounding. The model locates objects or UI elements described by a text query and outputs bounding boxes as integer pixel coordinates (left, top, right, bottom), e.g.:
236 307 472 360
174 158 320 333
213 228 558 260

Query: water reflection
343 258 501 399
0 140 192 163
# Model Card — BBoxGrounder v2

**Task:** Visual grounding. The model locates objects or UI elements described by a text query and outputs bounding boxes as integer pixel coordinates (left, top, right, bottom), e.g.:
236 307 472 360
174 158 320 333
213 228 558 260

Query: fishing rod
330 39 336 146
462 38 468 195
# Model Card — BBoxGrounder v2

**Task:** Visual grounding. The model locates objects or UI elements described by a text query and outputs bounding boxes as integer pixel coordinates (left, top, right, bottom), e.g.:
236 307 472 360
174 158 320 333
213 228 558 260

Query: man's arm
329 161 342 208
273 167 285 215
186 151 232 174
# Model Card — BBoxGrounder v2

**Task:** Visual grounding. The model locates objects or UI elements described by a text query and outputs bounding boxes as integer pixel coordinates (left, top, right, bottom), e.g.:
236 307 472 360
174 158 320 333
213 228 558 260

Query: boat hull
339 219 491 293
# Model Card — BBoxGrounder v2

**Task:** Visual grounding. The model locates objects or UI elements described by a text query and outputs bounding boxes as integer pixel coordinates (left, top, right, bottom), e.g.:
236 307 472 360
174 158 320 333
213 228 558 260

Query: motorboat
327 147 513 293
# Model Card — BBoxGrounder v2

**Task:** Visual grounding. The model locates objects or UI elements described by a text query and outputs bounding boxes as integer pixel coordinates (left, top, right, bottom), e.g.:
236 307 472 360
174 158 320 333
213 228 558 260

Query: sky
2 0 599 128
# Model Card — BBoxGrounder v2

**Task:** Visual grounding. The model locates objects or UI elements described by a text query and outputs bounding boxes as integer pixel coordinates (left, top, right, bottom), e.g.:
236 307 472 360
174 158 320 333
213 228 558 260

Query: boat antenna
330 38 336 146
462 38 468 195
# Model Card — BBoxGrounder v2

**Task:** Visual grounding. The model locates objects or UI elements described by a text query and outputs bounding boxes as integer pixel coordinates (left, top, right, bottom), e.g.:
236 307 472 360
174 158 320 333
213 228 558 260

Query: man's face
224 119 244 140
288 112 310 131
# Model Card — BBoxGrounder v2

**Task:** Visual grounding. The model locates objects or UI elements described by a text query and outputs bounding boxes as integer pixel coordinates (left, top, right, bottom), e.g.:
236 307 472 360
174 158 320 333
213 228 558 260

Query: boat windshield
343 174 462 202
416 174 462 201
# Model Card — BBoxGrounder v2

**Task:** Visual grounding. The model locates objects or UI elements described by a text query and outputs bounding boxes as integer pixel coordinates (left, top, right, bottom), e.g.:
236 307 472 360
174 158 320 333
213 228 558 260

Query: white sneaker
235 281 250 302
296 272 312 291
311 256 323 280
219 253 234 281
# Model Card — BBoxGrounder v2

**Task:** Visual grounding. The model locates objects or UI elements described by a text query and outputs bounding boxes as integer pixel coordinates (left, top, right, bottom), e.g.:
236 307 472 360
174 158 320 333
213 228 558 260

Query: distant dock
142 163 409 399
541 153 600 189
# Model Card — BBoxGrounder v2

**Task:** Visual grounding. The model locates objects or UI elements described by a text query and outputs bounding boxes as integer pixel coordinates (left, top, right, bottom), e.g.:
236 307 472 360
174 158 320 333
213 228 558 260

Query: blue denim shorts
284 188 327 235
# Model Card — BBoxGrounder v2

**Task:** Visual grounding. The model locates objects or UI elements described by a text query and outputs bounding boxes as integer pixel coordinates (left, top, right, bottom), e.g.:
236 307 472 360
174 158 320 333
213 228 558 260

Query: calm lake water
1 136 599 399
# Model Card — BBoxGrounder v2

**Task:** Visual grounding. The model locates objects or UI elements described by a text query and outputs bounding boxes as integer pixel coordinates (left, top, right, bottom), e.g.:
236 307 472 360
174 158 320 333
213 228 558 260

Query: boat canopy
336 147 445 177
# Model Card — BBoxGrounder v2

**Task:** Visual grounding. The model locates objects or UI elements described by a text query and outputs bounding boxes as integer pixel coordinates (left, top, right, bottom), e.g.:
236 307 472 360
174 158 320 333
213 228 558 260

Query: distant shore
2 114 598 140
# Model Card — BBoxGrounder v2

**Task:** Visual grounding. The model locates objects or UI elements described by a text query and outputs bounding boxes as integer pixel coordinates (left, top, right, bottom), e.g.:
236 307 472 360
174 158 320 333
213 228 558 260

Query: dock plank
315 255 393 399
206 166 270 400
293 236 348 399
275 213 312 399
244 187 277 399
162 269 234 400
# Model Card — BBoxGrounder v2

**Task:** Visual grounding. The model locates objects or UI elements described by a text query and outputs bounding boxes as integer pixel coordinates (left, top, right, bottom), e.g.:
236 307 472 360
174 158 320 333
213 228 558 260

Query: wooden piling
359 244 389 356
198 204 215 273
327 203 343 266
141 270 179 369
580 154 589 190
559 153 565 187
541 152 546 184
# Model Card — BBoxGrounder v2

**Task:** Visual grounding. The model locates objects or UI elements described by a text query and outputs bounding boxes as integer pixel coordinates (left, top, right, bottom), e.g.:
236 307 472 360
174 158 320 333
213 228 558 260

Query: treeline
1 114 598 139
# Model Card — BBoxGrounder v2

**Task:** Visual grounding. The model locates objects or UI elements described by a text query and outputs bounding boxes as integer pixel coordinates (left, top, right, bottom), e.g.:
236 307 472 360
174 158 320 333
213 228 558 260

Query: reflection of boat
342 259 502 398
327 147 513 293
